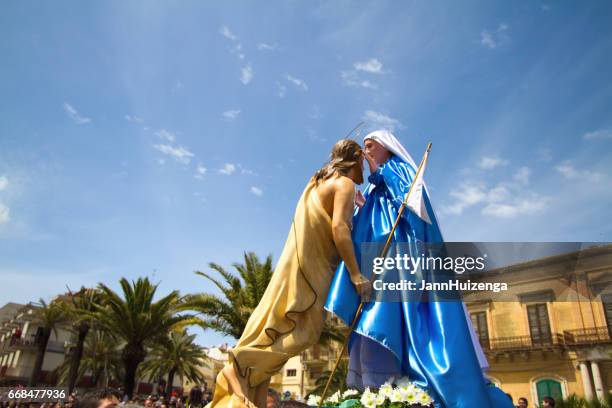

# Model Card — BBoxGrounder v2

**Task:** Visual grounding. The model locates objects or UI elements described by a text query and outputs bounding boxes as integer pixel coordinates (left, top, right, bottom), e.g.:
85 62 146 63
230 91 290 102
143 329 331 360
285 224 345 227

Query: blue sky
1 1 611 347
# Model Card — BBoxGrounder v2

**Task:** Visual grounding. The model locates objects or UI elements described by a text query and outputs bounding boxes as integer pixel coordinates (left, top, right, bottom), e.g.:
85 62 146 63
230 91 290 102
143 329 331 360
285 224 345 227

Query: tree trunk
68 322 89 394
166 368 176 397
28 328 51 386
92 367 102 388
122 344 146 399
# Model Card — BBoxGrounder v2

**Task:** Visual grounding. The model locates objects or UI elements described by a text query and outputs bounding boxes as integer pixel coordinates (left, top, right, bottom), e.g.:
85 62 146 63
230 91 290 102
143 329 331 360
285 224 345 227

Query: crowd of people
0 385 301 408
0 388 557 408
503 394 556 407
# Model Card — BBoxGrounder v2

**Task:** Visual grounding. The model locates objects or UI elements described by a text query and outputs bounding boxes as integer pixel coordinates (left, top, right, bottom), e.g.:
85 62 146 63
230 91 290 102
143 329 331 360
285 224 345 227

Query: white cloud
219 25 246 59
257 43 277 51
231 43 245 59
0 175 7 191
219 25 237 41
341 71 377 89
285 74 308 91
443 183 488 215
480 24 509 49
308 129 327 143
154 129 176 142
125 114 144 123
153 144 194 165
241 64 253 85
482 198 547 218
555 163 602 182
63 103 91 124
513 166 531 185
362 110 402 131
223 110 241 120
0 202 9 225
487 185 510 203
441 179 548 219
250 186 263 197
218 163 237 175
194 164 207 180
480 31 496 49
478 156 509 170
342 58 384 89
239 164 255 175
583 129 612 141
276 82 287 98
354 58 384 74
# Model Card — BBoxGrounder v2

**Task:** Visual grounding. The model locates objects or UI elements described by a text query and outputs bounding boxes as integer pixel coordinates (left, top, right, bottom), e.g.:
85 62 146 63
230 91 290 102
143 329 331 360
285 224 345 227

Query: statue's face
364 139 390 166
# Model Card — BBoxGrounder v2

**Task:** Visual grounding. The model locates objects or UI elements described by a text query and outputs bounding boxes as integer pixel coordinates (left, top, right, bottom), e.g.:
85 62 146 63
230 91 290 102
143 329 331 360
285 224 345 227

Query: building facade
0 302 72 385
463 244 612 406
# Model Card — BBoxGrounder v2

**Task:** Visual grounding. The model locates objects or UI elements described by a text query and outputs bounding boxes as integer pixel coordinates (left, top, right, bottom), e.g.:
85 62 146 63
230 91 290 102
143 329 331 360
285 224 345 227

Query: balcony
301 347 329 366
479 327 612 355
5 338 37 351
480 333 566 353
563 327 612 345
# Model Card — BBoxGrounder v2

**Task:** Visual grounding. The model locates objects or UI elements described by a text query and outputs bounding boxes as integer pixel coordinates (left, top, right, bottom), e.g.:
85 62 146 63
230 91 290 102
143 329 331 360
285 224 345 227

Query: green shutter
536 379 563 404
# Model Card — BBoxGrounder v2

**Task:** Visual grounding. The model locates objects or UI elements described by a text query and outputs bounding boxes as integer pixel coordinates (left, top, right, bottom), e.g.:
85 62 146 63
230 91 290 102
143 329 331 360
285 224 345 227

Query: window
470 312 490 349
527 303 552 346
309 369 321 379
535 379 563 405
286 369 297 377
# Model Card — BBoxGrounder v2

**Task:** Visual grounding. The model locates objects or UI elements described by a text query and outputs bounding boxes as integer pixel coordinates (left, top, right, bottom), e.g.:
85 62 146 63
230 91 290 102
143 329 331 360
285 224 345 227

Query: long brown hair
313 139 362 184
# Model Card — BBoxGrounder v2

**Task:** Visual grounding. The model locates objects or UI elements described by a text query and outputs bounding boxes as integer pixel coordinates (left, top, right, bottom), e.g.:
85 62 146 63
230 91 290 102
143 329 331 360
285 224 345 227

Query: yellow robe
210 178 341 407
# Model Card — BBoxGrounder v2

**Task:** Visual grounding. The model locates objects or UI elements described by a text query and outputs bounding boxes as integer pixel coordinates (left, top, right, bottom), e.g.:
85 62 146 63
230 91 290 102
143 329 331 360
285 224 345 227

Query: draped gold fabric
210 178 341 407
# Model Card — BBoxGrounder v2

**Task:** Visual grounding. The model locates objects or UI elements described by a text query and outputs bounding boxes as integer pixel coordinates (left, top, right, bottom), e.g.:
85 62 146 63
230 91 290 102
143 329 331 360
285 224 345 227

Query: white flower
416 391 433 405
378 382 393 398
374 392 386 406
306 395 321 406
325 391 341 404
360 389 377 408
399 382 419 394
342 389 359 398
400 389 417 404
390 389 403 403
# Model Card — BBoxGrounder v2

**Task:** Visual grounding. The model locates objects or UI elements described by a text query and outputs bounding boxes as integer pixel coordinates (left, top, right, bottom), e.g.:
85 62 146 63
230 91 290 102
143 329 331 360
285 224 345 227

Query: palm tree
58 287 102 393
309 359 348 397
28 299 68 386
92 277 198 398
183 252 273 338
53 329 123 388
139 331 208 396
184 252 345 346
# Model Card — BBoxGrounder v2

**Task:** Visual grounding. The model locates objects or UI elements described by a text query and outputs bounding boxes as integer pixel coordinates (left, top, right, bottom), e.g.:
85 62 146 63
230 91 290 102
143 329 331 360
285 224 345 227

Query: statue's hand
365 152 378 173
355 190 366 209
350 274 372 300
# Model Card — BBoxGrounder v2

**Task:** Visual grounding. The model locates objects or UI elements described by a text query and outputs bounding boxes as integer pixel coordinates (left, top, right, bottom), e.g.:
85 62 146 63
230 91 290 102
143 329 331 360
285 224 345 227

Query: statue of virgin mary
324 129 513 408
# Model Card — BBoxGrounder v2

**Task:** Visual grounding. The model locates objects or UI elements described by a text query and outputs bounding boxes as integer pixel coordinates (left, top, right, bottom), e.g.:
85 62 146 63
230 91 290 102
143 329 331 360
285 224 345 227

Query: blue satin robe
324 155 513 408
